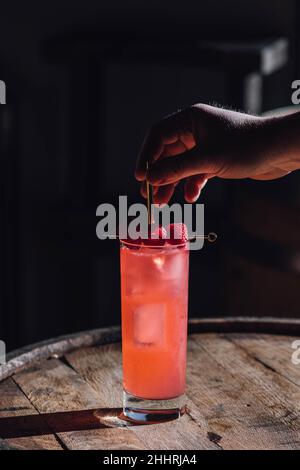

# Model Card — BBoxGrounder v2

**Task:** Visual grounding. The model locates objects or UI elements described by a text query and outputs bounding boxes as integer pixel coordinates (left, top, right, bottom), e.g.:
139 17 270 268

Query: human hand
135 104 296 204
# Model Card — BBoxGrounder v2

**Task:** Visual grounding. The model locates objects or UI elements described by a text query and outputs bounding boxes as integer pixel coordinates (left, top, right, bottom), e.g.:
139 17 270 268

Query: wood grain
187 333 300 449
0 378 62 450
2 319 300 450
66 344 219 450
66 344 123 408
12 358 145 450
0 326 121 382
227 333 300 387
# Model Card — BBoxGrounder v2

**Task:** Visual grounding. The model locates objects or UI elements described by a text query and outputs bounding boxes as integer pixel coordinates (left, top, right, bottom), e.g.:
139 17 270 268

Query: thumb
146 147 210 185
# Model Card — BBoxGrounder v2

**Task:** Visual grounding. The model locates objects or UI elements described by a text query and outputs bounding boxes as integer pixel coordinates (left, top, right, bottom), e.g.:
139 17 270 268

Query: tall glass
120 239 189 423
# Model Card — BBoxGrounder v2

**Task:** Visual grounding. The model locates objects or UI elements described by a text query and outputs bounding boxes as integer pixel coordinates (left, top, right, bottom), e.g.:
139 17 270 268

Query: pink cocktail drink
120 239 189 422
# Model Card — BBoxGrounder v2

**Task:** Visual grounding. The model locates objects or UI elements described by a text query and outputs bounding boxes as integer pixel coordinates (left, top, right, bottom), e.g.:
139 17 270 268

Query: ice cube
153 255 165 271
164 252 185 280
133 304 166 346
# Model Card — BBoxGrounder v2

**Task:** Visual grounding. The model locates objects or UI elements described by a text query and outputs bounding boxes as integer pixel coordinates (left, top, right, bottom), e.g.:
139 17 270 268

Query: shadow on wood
0 407 132 438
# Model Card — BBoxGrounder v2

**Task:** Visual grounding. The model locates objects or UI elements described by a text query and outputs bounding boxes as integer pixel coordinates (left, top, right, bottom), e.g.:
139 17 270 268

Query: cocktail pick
108 232 217 242
188 232 217 243
146 162 154 225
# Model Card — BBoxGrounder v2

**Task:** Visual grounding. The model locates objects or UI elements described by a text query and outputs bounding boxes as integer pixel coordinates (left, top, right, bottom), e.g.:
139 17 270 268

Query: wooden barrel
1 317 300 450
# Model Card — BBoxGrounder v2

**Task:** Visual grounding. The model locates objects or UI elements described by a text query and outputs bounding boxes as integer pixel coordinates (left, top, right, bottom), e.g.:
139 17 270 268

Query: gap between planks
3 332 300 450
65 336 300 450
10 357 146 450
64 344 219 450
0 377 63 450
187 333 300 449
224 333 300 389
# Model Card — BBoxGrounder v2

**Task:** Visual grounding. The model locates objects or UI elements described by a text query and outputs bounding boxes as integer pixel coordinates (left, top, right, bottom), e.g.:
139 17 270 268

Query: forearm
260 111 300 173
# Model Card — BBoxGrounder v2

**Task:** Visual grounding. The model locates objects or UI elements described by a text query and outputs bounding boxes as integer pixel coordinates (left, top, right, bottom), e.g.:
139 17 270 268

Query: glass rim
120 238 189 250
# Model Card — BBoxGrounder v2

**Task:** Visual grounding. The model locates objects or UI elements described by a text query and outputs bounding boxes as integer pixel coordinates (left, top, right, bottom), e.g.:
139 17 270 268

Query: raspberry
166 223 189 245
151 226 167 240
142 226 167 246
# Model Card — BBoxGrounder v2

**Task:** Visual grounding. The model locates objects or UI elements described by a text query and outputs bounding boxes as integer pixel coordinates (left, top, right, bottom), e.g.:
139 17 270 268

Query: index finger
135 113 181 181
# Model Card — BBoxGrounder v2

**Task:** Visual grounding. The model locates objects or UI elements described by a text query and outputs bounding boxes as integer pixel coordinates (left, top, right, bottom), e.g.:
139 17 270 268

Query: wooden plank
59 427 144 450
65 344 123 408
13 358 145 450
3 324 300 450
227 333 300 388
66 344 219 450
0 439 15 450
199 333 300 412
125 412 219 450
187 333 300 449
187 335 286 449
0 378 62 450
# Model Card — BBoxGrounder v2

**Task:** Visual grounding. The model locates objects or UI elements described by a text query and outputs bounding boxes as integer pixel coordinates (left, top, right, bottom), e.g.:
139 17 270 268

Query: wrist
258 111 300 171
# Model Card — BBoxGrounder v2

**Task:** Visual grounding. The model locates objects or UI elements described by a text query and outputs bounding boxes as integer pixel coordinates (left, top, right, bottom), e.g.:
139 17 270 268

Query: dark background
1 0 300 351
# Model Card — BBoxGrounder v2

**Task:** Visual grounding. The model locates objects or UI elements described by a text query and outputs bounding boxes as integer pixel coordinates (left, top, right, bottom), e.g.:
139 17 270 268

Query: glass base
123 390 186 424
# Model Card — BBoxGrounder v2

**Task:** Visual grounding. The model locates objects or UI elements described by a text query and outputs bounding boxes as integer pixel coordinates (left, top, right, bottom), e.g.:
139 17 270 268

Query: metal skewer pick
189 232 218 243
146 162 154 225
108 232 217 243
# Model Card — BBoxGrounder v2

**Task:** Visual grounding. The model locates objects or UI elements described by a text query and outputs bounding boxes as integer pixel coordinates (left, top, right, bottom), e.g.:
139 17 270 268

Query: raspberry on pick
142 225 167 246
166 223 189 245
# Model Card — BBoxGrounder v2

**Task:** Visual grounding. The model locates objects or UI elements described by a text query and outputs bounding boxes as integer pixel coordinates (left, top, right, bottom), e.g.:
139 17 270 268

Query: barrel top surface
1 317 300 450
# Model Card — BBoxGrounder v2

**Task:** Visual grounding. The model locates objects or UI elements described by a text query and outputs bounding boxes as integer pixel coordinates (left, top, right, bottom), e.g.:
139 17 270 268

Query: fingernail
192 190 201 202
135 173 145 181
